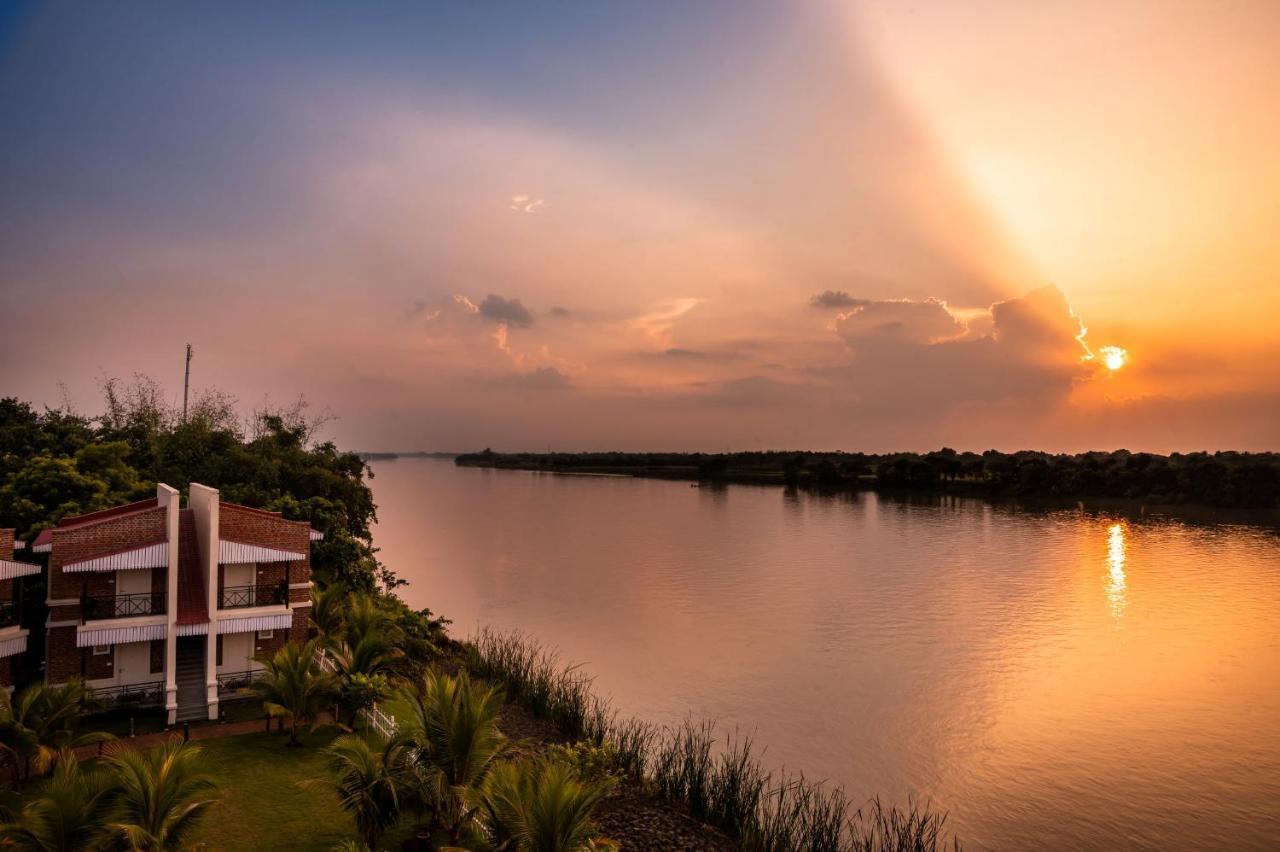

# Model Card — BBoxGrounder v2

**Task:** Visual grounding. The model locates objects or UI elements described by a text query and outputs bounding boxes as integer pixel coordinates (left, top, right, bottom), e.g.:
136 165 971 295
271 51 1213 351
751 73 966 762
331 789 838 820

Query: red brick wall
290 606 312 642
254 629 286 658
46 626 81 683
48 508 167 601
84 644 113 679
0 577 12 602
0 655 13 689
219 506 310 587
0 530 13 556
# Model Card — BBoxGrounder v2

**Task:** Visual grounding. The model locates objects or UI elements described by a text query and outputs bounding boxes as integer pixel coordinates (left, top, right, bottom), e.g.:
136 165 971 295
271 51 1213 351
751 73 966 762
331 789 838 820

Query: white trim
288 582 313 589
175 622 210 636
63 541 168 573
309 529 323 541
0 560 39 581
76 622 167 647
12 541 25 551
46 619 79 628
0 632 28 659
218 540 305 564
33 542 50 554
216 613 292 636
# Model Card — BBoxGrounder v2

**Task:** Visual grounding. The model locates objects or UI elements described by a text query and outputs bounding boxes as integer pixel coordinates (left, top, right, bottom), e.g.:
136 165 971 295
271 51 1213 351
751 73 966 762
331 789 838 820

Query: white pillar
190 484 221 720
156 484 180 726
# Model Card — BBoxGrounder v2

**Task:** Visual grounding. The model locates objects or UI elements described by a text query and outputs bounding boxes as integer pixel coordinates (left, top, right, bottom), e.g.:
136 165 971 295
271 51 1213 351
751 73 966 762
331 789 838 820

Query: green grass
185 729 360 852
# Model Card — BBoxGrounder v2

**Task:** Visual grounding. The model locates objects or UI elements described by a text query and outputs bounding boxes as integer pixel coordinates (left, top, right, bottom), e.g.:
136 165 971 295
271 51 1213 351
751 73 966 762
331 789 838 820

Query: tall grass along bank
465 628 961 852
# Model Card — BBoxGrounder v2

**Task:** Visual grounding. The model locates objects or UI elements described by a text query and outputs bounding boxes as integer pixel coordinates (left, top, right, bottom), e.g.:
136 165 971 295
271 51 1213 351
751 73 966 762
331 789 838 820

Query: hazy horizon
3 1 1277 454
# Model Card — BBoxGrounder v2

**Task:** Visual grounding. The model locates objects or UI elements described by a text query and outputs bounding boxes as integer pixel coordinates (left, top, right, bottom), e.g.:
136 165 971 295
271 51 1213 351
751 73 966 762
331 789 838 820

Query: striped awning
0 634 27 659
309 529 324 541
0 560 40 581
64 541 167 573
33 542 50 554
12 540 24 551
175 622 210 637
216 613 293 635
219 540 305 564
77 623 167 647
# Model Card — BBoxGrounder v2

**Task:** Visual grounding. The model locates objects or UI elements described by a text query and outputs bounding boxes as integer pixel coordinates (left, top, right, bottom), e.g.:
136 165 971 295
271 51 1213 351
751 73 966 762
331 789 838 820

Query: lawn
185 729 361 852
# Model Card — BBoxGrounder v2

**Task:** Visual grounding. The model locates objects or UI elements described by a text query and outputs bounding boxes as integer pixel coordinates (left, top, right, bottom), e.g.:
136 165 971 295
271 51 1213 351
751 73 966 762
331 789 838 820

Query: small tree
242 639 337 746
306 734 416 850
479 758 616 852
1 681 112 781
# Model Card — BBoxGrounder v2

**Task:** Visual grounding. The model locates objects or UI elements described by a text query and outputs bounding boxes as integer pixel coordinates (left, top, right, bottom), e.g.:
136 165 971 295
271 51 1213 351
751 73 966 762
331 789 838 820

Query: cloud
809 290 867 310
509 195 544 213
835 297 965 344
549 306 572 318
495 366 571 390
478 294 534 327
627 298 704 346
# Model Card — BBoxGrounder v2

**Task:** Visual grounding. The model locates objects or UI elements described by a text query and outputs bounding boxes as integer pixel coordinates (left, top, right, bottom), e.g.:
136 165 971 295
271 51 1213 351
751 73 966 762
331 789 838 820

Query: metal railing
81 591 165 621
216 669 260 698
91 680 165 709
219 581 288 610
314 648 397 740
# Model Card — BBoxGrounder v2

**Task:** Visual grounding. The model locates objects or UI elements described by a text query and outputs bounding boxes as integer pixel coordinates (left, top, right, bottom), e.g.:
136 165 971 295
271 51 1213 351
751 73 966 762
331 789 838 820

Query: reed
466 627 961 852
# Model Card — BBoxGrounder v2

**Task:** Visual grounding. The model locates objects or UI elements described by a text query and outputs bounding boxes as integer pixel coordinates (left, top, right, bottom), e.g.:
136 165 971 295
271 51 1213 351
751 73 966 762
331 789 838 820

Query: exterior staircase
174 637 208 722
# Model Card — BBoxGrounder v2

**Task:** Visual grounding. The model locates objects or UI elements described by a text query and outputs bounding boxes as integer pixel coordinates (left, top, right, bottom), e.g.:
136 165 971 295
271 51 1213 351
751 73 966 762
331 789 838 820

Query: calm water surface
371 459 1280 850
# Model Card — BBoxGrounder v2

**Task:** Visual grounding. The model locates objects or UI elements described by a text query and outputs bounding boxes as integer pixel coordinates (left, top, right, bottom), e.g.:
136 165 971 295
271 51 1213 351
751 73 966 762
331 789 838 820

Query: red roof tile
175 510 208 626
52 498 160 529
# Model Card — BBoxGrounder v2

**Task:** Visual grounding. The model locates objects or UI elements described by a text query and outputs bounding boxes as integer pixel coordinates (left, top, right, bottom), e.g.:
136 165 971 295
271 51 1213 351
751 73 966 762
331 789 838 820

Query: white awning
175 622 210 636
216 613 293 635
0 560 40 581
309 529 324 541
33 542 50 554
12 540 24 551
0 634 27 659
219 540 305 564
64 541 167 573
77 623 167 647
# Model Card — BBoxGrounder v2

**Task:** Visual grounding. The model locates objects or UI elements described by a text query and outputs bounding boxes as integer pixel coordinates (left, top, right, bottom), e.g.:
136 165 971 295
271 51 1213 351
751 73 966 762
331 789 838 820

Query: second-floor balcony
81 591 166 621
219 581 287 610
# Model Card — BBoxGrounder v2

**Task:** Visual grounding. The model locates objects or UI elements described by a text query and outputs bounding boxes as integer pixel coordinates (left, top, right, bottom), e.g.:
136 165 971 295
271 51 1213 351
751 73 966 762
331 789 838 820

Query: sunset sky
2 1 1277 452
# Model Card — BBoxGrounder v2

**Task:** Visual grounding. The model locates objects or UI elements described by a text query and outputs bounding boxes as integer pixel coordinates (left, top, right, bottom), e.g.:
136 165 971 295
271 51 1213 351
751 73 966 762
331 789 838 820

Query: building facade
36 483 319 722
0 529 40 691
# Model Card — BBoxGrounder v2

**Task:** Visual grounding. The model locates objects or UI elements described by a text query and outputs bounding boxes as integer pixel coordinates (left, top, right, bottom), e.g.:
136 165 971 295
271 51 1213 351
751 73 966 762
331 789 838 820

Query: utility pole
182 344 193 423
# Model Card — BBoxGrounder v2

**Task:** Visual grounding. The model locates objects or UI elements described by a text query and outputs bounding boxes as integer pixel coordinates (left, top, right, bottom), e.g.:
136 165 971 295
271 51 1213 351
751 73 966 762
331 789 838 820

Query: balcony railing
0 600 17 629
91 680 164 709
219 581 287 610
216 669 261 698
81 591 166 621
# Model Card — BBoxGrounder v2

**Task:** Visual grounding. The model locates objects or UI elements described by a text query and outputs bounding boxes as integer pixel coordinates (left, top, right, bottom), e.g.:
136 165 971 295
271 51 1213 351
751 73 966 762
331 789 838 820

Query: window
92 645 110 656
257 630 273 640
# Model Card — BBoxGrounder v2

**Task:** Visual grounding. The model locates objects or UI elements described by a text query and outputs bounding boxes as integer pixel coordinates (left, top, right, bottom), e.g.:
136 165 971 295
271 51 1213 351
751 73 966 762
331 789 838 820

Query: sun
1099 345 1128 371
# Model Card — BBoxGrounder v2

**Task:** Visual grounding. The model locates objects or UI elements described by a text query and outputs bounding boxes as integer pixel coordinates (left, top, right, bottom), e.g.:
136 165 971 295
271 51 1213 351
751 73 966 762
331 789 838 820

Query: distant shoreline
357 451 459 461
448 449 1280 514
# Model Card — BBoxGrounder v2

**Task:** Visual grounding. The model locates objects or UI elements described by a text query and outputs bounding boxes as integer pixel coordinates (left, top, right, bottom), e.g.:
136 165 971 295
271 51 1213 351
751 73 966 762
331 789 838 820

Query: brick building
36 483 320 723
0 529 40 691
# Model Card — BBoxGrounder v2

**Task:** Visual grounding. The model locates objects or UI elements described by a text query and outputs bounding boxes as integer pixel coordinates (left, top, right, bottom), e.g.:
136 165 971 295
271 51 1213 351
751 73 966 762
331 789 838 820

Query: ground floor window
92 644 111 656
256 630 273 640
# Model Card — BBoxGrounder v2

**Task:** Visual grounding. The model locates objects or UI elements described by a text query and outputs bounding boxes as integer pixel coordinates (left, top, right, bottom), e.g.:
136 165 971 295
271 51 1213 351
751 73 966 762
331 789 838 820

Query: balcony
90 680 164 709
81 591 166 621
219 581 287 610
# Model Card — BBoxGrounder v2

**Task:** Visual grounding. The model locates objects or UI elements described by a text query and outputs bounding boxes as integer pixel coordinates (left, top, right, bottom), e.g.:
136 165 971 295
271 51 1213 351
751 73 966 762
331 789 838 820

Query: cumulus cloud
509 194 544 213
809 290 867 310
478 294 535 327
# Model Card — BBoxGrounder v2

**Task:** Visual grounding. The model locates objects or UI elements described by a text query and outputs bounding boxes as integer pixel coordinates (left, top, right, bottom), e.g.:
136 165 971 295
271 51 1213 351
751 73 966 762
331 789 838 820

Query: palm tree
330 632 398 729
479 759 615 852
392 669 508 844
103 739 219 851
242 638 337 746
1 681 111 781
0 749 117 851
310 583 347 645
305 733 417 850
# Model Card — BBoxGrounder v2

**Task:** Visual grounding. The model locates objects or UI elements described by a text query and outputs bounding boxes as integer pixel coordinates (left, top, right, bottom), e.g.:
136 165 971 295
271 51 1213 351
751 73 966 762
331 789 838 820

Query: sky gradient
2 1 1277 452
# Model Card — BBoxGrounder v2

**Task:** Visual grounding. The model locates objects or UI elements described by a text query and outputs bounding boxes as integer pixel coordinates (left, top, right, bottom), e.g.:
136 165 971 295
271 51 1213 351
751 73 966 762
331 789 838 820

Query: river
370 458 1280 850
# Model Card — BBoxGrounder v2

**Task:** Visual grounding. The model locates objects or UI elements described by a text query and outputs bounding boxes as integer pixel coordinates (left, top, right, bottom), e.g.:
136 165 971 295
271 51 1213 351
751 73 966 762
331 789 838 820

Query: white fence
314 647 398 740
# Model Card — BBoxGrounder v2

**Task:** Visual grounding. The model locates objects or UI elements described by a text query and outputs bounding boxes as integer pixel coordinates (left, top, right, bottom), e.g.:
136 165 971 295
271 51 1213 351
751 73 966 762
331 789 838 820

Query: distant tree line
455 447 1280 509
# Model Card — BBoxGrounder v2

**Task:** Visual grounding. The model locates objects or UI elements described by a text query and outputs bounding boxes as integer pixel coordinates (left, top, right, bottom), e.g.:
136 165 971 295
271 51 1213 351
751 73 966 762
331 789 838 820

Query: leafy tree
307 734 417 850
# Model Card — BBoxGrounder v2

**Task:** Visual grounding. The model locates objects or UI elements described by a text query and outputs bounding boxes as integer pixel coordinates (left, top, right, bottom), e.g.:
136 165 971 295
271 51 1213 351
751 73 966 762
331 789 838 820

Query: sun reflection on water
1107 522 1128 619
